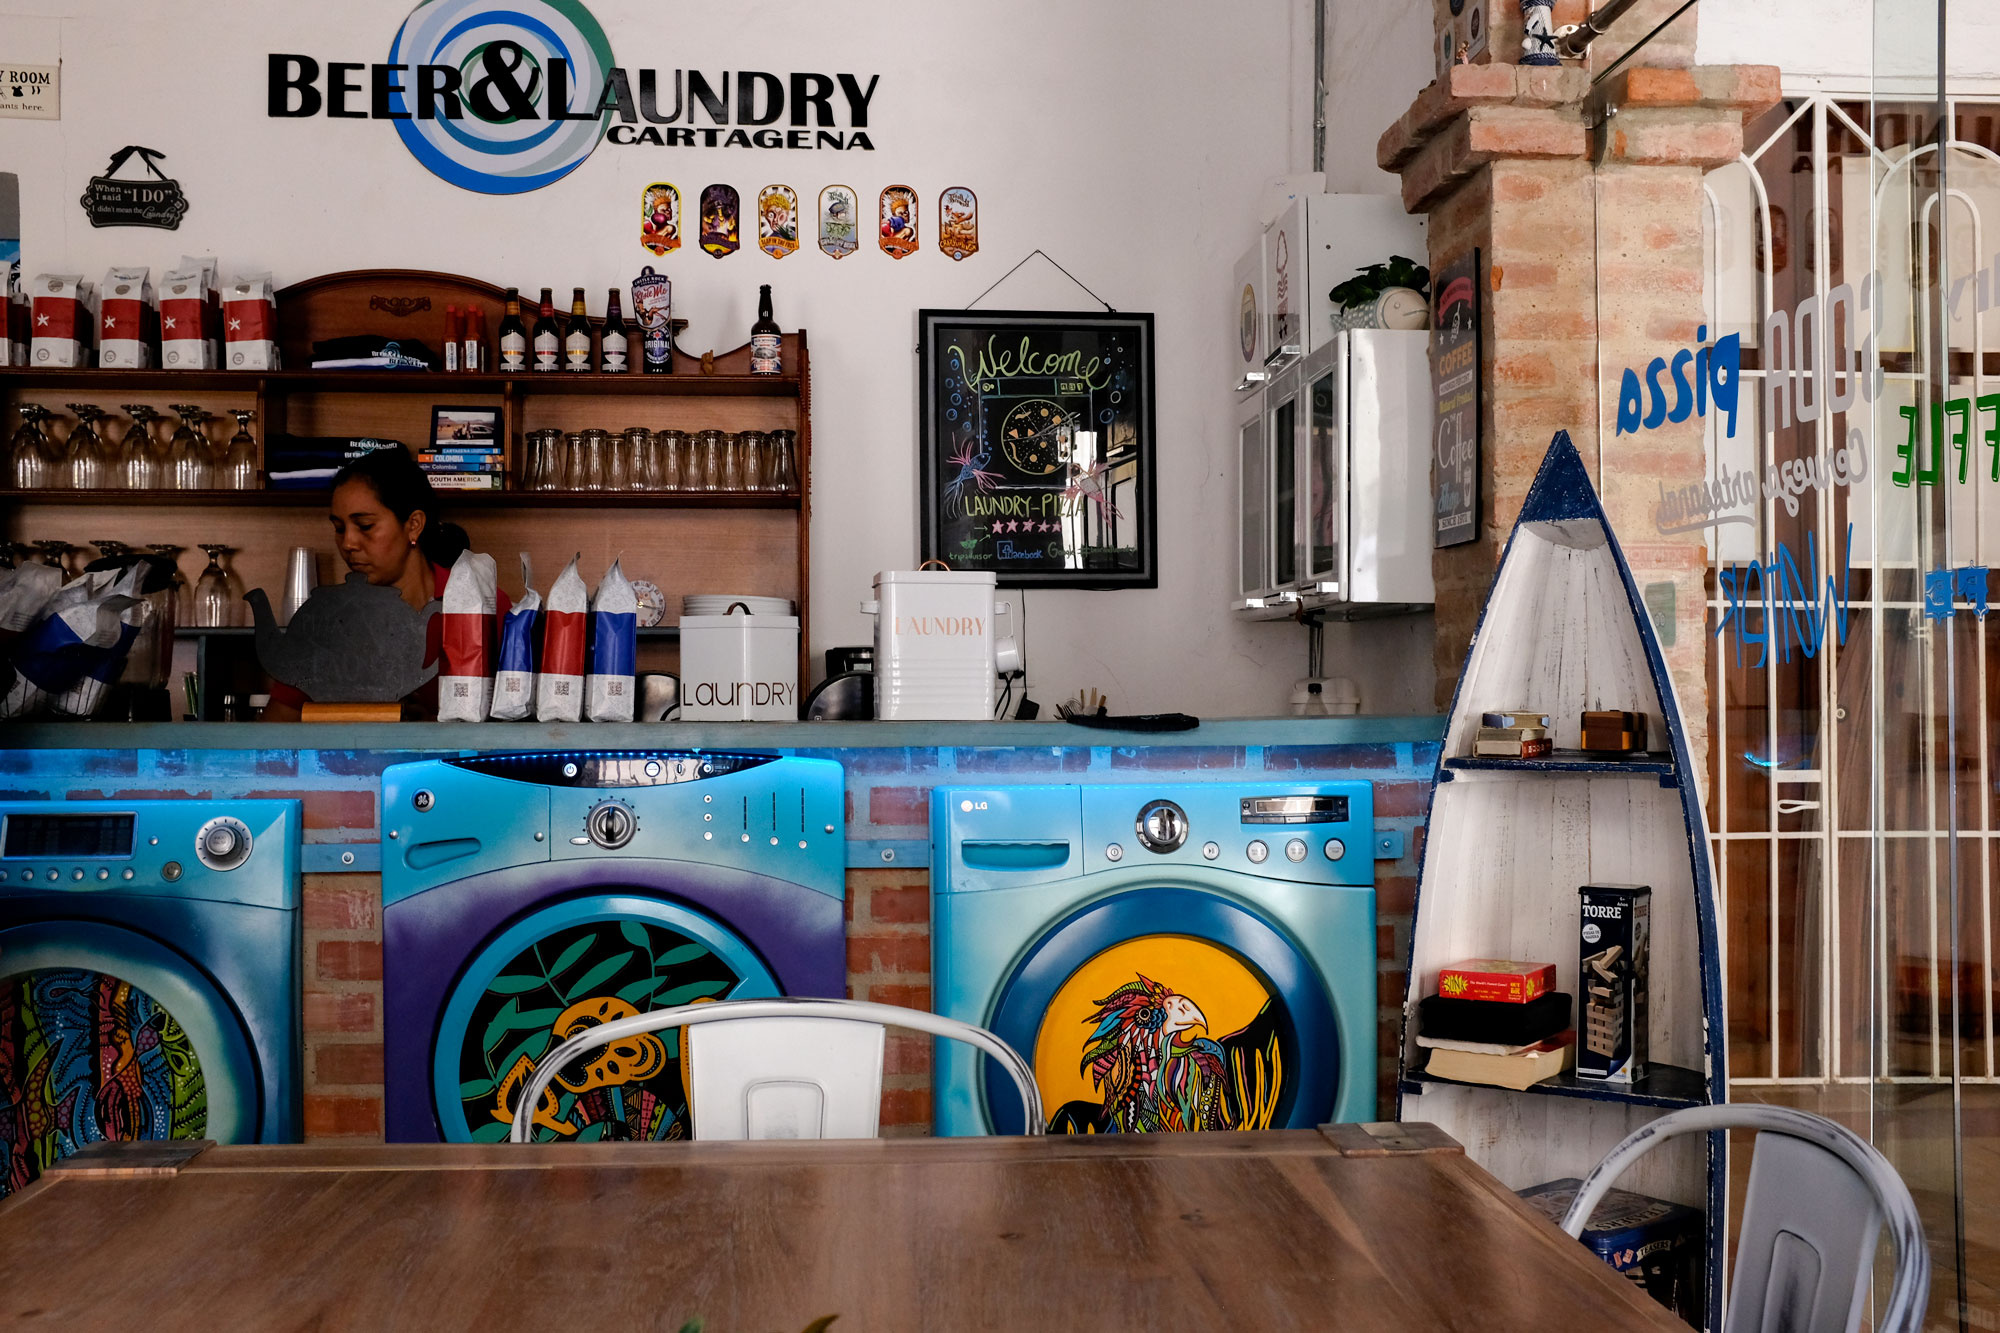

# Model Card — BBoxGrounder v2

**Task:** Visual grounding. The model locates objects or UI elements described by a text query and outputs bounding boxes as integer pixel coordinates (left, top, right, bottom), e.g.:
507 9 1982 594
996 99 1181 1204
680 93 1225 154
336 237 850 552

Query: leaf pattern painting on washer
0 968 208 1198
463 919 742 1144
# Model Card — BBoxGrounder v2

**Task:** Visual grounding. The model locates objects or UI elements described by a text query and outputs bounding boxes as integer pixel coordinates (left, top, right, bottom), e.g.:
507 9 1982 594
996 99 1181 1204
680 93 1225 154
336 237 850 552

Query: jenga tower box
98 266 155 367
1577 884 1650 1082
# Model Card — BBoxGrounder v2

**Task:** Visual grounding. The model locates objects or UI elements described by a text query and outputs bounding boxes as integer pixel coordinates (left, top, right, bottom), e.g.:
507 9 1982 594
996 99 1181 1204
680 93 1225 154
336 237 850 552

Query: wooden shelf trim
0 489 799 510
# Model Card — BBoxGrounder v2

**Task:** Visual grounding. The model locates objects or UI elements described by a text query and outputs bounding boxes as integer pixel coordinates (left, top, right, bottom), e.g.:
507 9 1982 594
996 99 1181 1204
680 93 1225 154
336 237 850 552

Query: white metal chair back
1559 1104 1928 1333
508 997 1043 1142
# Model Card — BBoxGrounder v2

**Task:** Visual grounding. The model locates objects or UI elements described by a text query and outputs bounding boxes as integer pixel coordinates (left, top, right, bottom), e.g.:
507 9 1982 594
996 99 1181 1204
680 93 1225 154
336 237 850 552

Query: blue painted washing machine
382 751 845 1144
0 799 301 1196
933 781 1376 1136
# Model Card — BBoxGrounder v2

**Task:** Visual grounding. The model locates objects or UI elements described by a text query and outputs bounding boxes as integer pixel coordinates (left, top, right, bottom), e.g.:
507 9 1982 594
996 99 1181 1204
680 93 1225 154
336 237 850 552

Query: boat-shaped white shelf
1397 432 1726 1325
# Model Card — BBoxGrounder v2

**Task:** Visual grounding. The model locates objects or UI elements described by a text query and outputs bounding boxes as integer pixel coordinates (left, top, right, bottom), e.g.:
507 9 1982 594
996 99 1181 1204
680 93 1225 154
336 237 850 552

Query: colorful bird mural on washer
1044 968 1283 1134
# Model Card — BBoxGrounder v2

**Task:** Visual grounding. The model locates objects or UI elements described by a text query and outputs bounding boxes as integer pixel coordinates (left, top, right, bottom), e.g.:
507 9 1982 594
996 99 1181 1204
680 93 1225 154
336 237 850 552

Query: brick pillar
1377 59 1776 784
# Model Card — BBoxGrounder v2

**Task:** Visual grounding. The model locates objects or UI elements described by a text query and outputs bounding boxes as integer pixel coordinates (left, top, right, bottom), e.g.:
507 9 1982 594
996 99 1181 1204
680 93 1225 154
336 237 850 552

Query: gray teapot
248 572 438 702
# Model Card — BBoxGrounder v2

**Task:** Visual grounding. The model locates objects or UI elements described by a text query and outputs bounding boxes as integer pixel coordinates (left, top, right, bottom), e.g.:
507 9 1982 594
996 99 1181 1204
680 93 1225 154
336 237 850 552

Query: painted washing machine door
0 920 258 1197
984 887 1340 1136
434 894 781 1144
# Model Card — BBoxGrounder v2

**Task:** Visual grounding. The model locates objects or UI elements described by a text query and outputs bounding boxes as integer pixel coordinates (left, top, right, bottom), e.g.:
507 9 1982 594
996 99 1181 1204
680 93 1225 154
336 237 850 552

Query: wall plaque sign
0 61 58 119
1431 248 1480 548
79 146 188 230
918 309 1157 589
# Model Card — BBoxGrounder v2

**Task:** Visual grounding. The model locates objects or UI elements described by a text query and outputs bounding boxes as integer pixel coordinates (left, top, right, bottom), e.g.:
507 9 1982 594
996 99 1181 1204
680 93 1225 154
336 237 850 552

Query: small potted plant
1328 255 1431 333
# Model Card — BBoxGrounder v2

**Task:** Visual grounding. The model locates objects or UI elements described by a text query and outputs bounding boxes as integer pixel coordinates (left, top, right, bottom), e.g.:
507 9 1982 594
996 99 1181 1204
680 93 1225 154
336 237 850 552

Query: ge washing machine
932 781 1376 1136
382 751 845 1144
0 798 302 1197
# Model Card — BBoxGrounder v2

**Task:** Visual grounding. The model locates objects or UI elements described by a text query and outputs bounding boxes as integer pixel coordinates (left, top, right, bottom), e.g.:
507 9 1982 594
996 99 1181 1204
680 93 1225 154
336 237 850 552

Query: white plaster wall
1321 0 1434 195
1698 0 2000 83
0 0 1431 717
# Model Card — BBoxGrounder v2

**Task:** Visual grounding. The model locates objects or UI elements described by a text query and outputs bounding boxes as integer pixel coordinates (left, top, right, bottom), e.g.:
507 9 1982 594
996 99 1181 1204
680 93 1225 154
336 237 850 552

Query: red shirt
266 561 512 716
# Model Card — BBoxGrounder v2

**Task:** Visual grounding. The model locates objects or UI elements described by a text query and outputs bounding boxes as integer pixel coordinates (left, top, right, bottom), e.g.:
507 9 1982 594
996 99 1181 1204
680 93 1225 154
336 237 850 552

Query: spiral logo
387 0 614 195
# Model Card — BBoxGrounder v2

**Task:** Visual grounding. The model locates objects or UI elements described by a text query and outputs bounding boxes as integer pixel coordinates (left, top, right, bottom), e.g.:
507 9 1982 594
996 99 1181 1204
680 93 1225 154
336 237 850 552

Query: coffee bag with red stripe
159 265 210 368
30 273 90 368
535 554 587 722
223 271 279 370
97 266 154 368
437 549 498 723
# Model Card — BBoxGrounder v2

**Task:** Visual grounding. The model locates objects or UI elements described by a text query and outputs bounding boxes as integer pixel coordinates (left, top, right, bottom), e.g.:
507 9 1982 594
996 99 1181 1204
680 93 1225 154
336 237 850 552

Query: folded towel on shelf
268 468 340 490
309 335 438 370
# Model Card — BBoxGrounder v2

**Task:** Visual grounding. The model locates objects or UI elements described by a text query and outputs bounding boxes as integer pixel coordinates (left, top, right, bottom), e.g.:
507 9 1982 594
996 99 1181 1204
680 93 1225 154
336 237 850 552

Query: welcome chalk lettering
973 337 1110 391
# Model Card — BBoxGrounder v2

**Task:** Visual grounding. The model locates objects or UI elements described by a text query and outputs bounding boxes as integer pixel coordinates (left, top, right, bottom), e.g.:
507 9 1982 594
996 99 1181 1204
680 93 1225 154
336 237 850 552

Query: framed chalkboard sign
1431 248 1481 548
918 309 1156 588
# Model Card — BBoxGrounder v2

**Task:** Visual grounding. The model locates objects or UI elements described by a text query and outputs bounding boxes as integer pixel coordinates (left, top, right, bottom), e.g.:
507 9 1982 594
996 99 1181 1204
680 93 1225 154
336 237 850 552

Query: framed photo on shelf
430 405 500 448
917 308 1157 589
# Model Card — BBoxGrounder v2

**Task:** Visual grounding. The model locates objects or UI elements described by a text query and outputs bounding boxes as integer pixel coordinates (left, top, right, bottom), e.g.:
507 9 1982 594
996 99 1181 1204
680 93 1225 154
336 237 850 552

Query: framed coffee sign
917 309 1156 589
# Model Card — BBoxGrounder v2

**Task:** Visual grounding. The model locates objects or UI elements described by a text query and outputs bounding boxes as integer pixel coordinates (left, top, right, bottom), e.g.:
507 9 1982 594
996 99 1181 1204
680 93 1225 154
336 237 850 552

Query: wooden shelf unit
0 268 814 700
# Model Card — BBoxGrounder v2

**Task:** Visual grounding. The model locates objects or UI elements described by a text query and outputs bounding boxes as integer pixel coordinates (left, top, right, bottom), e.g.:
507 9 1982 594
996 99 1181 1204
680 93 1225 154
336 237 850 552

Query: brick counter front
4 717 1443 1138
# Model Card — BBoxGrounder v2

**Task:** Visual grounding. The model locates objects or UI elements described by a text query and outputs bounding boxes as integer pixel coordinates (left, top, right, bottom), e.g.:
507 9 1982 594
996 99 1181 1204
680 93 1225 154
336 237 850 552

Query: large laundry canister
863 569 1003 720
679 606 799 720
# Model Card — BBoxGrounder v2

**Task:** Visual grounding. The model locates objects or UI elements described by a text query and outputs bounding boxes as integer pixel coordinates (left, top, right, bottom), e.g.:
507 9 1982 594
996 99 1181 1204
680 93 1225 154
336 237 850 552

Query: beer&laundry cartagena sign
267 0 881 195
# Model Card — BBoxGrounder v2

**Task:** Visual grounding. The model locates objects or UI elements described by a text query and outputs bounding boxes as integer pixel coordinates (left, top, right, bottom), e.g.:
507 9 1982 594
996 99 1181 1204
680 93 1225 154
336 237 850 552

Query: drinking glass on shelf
693 429 725 492
719 431 747 492
622 427 656 490
768 429 799 493
532 430 566 490
193 543 242 627
8 403 57 490
221 409 261 491
169 405 214 490
735 430 768 492
559 433 584 492
656 429 687 491
119 405 165 490
593 428 628 491
62 404 111 490
574 430 608 491
146 544 191 622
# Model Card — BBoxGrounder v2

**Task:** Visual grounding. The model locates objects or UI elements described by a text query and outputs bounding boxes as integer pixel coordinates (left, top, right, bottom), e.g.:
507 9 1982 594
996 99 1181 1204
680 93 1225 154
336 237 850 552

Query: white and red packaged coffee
98 266 155 368
159 264 210 368
223 271 279 370
535 554 587 722
437 550 498 723
30 273 91 367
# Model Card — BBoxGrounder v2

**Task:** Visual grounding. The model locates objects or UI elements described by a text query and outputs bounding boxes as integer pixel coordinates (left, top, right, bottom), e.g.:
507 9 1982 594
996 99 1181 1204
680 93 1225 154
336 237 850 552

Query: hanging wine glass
9 403 58 490
169 404 214 490
0 542 17 569
31 539 72 575
118 404 165 490
192 543 236 628
61 404 110 490
221 409 260 490
146 543 191 623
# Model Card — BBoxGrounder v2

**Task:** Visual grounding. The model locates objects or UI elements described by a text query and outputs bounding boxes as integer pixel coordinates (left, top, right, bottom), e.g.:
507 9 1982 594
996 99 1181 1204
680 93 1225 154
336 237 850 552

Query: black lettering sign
79 145 189 230
1432 248 1481 549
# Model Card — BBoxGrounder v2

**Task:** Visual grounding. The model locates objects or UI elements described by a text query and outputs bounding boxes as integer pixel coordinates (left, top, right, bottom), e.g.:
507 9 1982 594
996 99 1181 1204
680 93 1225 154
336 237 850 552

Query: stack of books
1472 709 1552 758
421 443 505 491
1418 958 1573 1090
1579 709 1649 754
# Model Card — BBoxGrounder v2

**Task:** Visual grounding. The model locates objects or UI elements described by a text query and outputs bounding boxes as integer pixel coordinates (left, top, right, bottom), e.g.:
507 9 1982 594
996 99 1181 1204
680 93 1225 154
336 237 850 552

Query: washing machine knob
195 817 252 872
1134 799 1189 854
586 800 637 850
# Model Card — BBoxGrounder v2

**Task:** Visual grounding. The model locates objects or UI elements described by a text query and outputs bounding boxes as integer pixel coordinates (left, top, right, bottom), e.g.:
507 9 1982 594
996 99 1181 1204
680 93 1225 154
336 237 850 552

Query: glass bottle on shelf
221 409 261 490
601 291 629 373
532 288 560 372
499 288 528 373
564 288 591 372
750 285 781 375
118 404 164 490
8 402 57 490
62 404 110 490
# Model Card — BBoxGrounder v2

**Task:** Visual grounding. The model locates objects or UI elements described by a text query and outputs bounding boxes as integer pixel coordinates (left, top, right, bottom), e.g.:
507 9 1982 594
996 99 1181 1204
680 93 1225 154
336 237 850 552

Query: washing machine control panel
0 800 300 907
444 751 779 788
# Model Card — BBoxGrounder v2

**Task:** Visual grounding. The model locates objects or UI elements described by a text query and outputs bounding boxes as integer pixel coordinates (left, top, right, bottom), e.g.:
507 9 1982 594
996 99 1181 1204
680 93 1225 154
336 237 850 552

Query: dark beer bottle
532 287 560 372
563 287 591 373
600 290 629 373
750 284 781 376
498 288 527 373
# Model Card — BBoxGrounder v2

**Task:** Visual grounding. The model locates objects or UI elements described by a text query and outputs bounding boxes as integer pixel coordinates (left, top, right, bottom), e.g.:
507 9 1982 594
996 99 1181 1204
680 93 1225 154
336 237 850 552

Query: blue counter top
4 715 1446 752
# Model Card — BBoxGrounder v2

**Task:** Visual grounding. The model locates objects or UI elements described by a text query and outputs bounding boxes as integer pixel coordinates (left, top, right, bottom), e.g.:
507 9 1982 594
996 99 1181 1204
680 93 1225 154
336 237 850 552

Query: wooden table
0 1126 1687 1331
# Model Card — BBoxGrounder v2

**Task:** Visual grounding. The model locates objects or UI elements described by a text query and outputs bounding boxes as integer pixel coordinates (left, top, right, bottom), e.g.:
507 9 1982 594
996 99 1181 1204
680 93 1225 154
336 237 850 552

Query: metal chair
1560 1104 1929 1333
508 997 1044 1142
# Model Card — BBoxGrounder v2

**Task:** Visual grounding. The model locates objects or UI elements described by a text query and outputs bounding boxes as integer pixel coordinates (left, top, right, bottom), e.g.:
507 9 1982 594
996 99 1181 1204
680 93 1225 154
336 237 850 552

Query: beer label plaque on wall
880 185 918 259
699 183 739 257
939 187 978 262
79 145 188 229
640 181 680 255
757 184 799 259
818 185 858 258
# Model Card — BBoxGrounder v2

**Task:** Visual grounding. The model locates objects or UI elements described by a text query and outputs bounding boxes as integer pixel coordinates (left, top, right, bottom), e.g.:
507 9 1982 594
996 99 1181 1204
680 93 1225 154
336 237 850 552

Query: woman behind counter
262 446 508 722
